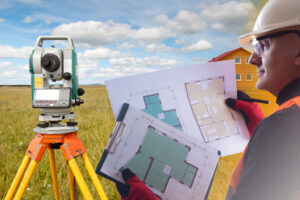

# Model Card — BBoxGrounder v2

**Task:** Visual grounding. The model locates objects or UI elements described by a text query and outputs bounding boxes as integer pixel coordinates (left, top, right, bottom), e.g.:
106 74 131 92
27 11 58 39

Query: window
235 57 241 64
236 74 241 81
246 74 252 81
246 57 250 64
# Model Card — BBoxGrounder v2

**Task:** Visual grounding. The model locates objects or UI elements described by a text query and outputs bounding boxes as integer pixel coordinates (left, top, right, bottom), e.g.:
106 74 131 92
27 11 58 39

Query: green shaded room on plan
143 94 182 130
125 127 197 192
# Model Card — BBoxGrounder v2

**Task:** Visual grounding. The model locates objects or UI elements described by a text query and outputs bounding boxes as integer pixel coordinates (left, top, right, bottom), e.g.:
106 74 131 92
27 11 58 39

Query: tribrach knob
62 72 72 80
37 122 49 128
67 121 78 126
75 98 84 105
78 88 85 96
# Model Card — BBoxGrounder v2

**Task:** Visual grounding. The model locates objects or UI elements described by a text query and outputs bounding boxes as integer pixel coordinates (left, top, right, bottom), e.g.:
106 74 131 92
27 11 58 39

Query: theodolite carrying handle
34 36 75 49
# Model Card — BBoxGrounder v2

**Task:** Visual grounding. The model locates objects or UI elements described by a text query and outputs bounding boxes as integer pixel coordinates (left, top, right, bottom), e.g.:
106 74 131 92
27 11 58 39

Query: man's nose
249 52 262 67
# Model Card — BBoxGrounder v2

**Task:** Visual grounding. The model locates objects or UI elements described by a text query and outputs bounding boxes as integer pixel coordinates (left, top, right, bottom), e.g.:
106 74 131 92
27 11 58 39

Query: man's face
249 31 300 96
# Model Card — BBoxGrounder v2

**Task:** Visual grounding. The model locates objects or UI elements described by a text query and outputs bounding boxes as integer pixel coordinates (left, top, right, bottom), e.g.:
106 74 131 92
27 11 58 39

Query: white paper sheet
100 104 220 200
105 60 249 155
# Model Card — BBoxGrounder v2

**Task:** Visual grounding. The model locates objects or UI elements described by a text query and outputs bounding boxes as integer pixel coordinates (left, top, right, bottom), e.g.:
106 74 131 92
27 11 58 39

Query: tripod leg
68 165 77 200
13 159 38 200
48 148 60 200
4 155 30 200
81 153 108 200
68 158 93 200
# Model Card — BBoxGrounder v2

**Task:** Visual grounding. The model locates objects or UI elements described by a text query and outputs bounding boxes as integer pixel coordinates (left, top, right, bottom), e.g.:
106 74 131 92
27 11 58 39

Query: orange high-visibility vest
227 96 300 198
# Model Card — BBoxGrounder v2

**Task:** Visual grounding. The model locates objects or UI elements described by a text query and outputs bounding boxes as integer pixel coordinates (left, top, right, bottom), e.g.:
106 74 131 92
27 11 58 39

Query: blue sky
0 0 264 85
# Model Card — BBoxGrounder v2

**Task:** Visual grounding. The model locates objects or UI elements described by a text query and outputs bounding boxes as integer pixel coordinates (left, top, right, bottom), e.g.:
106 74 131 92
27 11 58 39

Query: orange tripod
4 131 108 200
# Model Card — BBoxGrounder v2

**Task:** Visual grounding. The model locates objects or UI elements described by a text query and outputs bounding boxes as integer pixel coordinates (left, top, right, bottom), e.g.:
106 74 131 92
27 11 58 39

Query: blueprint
185 77 238 142
126 126 196 192
125 86 184 131
99 104 220 200
105 60 249 155
143 93 182 130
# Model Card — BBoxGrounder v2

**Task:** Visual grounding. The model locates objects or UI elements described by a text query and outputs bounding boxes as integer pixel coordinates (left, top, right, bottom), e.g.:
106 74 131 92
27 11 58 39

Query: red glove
116 168 160 200
225 91 264 136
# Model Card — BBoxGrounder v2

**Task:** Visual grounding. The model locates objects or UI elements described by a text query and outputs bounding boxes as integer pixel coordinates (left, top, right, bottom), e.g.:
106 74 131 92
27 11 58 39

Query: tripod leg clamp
60 133 86 160
26 134 47 162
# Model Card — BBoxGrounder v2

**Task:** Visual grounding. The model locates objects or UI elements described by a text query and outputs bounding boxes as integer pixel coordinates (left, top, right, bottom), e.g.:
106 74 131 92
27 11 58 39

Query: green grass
0 86 242 200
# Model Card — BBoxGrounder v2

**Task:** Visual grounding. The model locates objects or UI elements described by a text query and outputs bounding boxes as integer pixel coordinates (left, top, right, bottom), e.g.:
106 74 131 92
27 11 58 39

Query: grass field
0 86 242 200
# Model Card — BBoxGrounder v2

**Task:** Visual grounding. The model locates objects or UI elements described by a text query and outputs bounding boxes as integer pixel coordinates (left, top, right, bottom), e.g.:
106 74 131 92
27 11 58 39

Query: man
225 0 300 199
117 0 300 199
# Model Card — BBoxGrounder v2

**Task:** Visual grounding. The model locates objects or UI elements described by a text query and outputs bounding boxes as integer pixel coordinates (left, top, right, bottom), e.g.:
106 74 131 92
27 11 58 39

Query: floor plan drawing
185 77 238 142
143 94 182 130
124 86 185 131
125 126 196 192
106 60 250 155
98 104 220 200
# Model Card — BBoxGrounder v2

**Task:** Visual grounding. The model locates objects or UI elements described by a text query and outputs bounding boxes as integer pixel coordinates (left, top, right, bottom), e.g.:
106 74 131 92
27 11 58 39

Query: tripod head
29 36 84 133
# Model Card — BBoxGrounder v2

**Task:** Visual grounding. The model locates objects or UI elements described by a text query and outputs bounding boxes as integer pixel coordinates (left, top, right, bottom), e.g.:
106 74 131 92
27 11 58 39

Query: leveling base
4 131 108 200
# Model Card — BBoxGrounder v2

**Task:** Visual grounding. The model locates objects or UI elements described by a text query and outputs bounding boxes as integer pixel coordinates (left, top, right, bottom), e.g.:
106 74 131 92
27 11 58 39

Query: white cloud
0 45 33 58
22 16 34 23
78 55 171 83
110 56 177 67
77 47 129 78
200 1 256 33
52 20 177 47
3 70 17 77
192 57 209 63
109 57 134 66
116 42 135 50
132 27 173 43
181 40 213 52
0 18 5 23
175 40 189 46
0 61 30 84
146 43 171 53
52 20 133 47
155 10 206 35
75 46 176 83
50 11 208 48
78 47 122 60
211 23 224 30
0 61 13 69
92 66 157 79
77 60 99 78
30 13 69 25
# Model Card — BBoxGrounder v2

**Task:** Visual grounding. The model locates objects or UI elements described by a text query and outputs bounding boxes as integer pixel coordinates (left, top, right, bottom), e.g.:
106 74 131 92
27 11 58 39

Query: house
209 47 278 117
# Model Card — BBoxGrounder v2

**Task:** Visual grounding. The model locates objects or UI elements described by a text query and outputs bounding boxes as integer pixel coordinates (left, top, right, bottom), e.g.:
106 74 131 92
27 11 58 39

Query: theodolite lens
41 54 60 72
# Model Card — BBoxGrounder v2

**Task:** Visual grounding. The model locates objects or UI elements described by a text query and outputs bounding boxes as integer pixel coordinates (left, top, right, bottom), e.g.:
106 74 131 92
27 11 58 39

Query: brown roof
208 47 250 62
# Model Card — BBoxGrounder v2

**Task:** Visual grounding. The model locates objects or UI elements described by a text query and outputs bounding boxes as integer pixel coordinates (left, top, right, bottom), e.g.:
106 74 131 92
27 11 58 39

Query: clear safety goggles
251 30 300 56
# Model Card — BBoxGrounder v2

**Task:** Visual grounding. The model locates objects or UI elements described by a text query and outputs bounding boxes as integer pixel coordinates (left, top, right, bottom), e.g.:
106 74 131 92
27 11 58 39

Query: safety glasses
251 30 300 56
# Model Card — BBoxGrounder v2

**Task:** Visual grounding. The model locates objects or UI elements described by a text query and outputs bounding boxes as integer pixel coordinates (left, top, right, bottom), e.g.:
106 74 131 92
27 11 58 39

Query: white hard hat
239 0 300 46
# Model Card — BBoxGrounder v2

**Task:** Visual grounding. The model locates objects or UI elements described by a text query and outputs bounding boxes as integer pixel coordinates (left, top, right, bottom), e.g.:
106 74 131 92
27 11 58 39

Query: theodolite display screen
33 88 71 108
